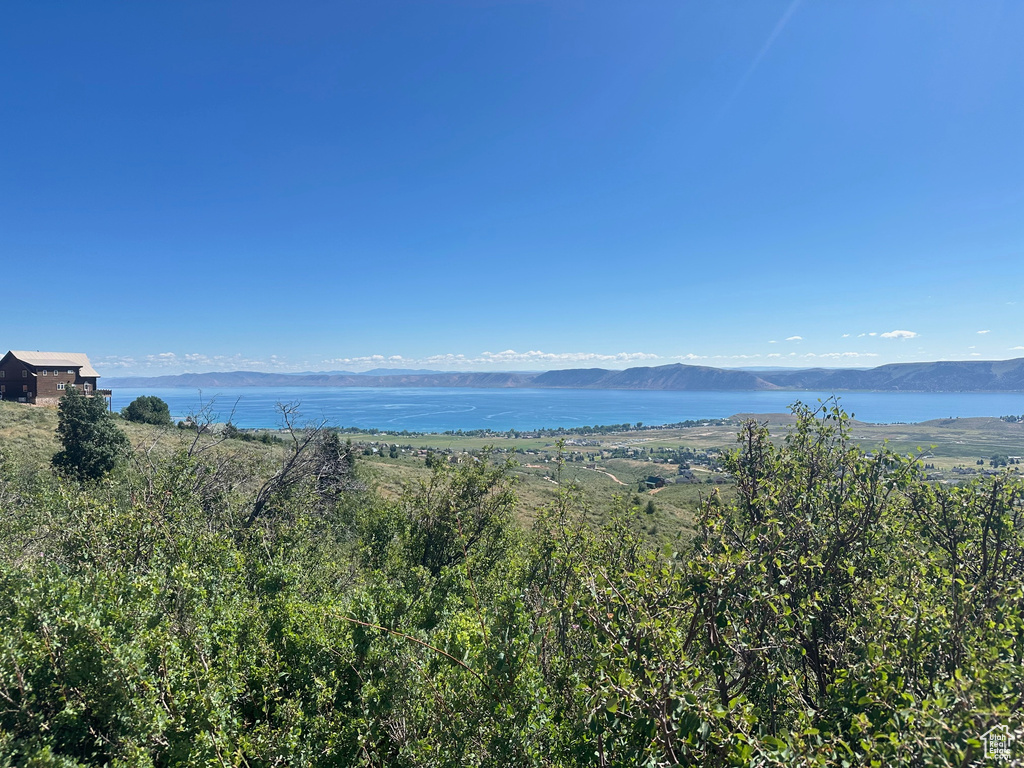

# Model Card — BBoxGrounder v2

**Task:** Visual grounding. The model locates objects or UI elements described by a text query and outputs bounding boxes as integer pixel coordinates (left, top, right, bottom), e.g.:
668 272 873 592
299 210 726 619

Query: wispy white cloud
841 334 850 338
92 340 917 377
880 330 917 339
323 349 664 370
97 352 302 374
322 354 392 366
760 351 877 364
977 329 991 334
1012 346 1024 351
723 0 802 113
804 352 879 359
480 349 660 365
94 355 139 370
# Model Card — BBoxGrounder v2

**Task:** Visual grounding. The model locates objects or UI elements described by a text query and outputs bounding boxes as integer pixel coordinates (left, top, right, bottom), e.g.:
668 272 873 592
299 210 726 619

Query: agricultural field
304 409 1024 540
4 401 1023 542
357 410 1024 482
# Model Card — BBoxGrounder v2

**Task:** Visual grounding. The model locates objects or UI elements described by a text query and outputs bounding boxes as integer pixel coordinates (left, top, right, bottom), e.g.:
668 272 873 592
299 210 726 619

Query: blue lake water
110 387 1024 432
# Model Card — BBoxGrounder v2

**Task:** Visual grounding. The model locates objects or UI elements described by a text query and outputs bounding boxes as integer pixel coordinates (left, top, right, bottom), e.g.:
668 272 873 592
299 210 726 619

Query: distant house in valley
0 350 110 407
643 475 666 489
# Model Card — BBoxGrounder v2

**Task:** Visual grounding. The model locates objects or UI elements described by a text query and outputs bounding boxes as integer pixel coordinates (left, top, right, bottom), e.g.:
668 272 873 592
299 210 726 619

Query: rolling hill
105 358 1024 392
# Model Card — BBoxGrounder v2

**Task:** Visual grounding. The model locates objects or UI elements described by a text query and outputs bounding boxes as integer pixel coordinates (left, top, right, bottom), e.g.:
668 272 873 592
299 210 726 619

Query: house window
22 370 27 377
0 385 5 394
84 383 92 393
68 369 74 374
0 371 4 377
23 385 28 392
53 370 59 376
41 370 47 376
57 382 66 390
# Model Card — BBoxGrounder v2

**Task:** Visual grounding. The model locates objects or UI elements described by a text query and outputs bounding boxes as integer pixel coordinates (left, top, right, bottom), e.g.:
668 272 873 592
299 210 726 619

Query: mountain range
104 358 1024 393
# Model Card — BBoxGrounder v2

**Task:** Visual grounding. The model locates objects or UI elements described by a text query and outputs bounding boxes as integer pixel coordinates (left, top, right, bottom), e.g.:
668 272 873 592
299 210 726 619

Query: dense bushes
121 395 173 426
0 402 1021 765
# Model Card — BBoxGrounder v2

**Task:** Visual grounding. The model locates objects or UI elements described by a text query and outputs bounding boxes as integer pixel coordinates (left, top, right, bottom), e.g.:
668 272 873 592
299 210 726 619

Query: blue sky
2 1 1022 375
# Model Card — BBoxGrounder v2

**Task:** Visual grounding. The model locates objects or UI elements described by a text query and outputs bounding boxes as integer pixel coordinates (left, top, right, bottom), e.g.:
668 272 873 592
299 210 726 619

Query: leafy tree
120 394 173 426
52 386 129 480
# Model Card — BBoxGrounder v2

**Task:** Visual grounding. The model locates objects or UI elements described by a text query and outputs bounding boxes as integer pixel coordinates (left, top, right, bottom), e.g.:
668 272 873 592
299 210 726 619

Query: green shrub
120 395 172 426
2 401 1021 765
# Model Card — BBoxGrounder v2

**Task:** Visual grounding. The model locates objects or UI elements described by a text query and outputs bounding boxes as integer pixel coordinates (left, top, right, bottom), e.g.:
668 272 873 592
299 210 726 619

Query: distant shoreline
107 386 1024 432
105 357 1024 394
109 382 1024 395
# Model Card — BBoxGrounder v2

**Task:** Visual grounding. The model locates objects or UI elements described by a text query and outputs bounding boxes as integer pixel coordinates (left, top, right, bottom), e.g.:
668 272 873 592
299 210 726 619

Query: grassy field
1 401 721 540
357 447 713 540
5 400 1023 541
359 411 1024 474
353 411 1024 539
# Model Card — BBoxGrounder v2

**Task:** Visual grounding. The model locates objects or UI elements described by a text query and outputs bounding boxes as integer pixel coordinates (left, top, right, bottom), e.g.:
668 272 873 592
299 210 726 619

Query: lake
109 387 1024 432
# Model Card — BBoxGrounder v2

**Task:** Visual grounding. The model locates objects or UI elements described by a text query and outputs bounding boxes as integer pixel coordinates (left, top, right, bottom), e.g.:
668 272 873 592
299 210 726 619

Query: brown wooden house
0 350 110 406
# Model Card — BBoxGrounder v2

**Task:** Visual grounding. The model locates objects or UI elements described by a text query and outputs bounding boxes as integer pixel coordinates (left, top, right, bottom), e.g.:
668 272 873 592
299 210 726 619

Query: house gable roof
5 351 100 378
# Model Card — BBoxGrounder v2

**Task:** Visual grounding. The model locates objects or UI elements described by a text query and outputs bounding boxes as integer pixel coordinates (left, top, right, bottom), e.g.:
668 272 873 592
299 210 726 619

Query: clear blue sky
3 2 1022 375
